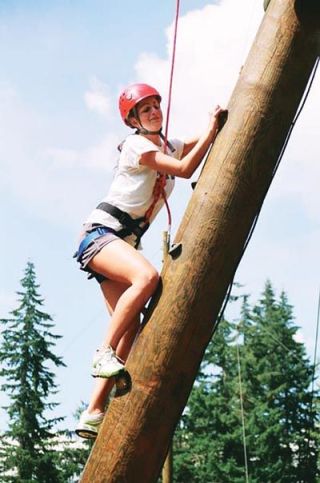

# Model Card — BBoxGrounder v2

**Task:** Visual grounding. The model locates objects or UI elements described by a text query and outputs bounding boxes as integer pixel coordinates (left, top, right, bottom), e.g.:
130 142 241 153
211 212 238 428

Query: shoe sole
91 367 126 378
75 428 98 439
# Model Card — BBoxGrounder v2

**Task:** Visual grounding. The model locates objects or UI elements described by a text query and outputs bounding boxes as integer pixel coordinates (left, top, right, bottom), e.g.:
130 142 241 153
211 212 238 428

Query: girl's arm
139 105 224 179
181 137 199 157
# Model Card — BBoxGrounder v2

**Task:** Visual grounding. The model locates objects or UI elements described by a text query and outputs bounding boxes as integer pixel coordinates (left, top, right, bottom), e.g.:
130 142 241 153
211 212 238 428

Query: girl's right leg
86 317 140 415
86 270 146 414
77 238 158 438
76 278 142 438
88 237 159 352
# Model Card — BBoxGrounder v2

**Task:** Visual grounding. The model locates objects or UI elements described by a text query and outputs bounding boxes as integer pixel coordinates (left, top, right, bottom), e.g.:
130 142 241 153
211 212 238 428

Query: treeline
0 262 319 482
171 283 319 482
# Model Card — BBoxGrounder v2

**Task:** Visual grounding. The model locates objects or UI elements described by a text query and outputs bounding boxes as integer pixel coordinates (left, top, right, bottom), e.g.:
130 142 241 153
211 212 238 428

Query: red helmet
119 83 161 125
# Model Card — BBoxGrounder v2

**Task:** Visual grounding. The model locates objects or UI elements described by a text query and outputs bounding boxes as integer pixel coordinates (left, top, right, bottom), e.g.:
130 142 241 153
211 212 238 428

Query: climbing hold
114 370 132 397
217 109 228 132
168 242 182 259
191 109 228 191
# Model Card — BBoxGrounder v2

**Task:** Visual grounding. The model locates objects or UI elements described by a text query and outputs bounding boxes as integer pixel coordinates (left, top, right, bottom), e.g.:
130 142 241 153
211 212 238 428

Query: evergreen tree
172 281 319 482
244 281 319 482
173 317 246 482
0 261 66 482
55 404 94 482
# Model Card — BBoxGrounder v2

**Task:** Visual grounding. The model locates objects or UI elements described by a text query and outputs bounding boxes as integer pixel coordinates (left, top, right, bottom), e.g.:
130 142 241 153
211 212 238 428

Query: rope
236 328 250 483
311 288 320 408
161 0 181 246
164 0 180 155
144 173 168 222
307 287 320 450
214 56 320 331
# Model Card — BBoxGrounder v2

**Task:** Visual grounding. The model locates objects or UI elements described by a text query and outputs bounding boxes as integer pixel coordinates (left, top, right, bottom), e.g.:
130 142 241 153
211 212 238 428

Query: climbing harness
75 208 148 263
75 173 176 261
96 202 150 248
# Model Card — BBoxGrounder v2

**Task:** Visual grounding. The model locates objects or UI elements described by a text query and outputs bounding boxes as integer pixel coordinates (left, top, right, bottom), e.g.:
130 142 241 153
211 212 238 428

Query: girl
75 83 223 438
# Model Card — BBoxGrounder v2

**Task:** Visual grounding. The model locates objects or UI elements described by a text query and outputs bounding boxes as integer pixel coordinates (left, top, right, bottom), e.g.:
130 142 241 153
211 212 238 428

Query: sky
0 0 319 432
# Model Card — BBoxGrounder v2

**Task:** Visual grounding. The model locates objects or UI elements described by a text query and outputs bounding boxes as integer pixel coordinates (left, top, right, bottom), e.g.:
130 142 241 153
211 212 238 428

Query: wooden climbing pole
81 1 320 481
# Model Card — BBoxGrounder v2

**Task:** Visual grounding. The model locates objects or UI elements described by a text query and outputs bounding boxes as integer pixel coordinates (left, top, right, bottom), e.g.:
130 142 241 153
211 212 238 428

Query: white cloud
83 133 120 169
44 132 120 171
269 70 320 222
134 0 264 136
0 85 121 226
132 0 319 220
11 134 121 226
84 77 112 117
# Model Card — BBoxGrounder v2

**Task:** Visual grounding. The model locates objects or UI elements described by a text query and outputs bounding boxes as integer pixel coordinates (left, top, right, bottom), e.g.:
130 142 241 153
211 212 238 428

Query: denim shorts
76 224 120 283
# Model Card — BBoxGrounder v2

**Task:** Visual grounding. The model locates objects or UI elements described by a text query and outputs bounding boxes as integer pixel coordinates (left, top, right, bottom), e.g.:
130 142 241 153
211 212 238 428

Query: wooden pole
81 1 320 481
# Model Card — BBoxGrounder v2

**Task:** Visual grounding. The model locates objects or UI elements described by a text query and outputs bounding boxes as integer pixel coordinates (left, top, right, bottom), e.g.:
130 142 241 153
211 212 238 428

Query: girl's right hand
208 105 225 138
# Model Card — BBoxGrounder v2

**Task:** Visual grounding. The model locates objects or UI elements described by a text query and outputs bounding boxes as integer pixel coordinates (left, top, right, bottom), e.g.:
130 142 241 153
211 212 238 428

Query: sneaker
75 409 105 439
92 346 125 378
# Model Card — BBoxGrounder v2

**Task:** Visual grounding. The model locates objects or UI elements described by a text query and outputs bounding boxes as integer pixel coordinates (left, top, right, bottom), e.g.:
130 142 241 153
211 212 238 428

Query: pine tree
0 261 66 482
173 317 246 482
55 404 94 482
244 281 319 482
172 281 319 482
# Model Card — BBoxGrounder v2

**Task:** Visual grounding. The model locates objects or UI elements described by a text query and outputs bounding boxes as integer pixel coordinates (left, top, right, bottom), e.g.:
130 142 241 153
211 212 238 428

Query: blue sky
1 0 319 432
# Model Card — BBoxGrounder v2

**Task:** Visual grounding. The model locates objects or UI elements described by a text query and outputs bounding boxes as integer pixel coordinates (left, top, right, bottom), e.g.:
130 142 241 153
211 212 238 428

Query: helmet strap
130 107 175 152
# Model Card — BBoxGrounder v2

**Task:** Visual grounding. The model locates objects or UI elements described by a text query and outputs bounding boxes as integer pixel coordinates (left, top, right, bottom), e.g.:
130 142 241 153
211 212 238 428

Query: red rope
144 0 180 232
164 0 180 155
144 174 167 222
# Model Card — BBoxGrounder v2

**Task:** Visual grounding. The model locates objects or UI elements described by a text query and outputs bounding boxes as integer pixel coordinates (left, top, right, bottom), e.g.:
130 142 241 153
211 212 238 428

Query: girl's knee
136 268 159 294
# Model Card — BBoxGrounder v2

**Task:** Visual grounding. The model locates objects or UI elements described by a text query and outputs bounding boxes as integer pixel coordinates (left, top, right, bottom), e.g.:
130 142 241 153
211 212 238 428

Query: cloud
133 0 319 219
134 0 264 136
44 132 120 171
13 134 121 226
84 77 112 117
269 70 320 222
0 85 120 226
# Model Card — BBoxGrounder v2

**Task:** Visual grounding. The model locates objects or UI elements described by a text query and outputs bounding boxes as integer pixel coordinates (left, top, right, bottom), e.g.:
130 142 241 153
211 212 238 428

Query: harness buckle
118 212 130 227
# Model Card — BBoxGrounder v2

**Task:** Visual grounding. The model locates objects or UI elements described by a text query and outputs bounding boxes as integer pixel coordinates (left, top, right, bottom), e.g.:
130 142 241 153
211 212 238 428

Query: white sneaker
92 346 125 378
75 409 105 439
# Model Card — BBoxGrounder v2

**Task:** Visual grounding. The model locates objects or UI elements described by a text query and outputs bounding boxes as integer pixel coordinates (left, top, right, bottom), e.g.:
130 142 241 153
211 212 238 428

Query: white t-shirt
85 134 184 246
